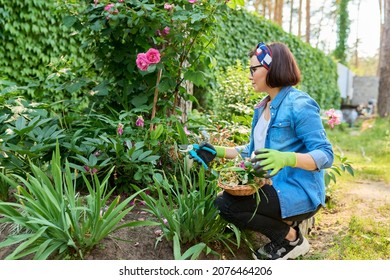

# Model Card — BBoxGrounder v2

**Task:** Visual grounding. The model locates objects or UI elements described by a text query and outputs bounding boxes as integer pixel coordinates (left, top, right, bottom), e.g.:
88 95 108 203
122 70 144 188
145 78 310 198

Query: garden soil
1 179 389 260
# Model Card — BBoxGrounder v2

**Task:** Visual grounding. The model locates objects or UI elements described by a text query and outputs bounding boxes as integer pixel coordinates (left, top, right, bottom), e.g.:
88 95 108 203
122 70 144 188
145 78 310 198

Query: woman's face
249 55 268 93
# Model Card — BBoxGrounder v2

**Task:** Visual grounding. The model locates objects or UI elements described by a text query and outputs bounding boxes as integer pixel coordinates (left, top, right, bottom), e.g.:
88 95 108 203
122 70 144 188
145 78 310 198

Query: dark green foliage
0 0 88 95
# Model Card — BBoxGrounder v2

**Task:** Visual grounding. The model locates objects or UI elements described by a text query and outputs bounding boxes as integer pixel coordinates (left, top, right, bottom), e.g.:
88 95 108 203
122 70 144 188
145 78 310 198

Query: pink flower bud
104 3 114 11
162 26 170 35
136 116 144 127
117 123 124 135
164 3 174 11
184 126 191 135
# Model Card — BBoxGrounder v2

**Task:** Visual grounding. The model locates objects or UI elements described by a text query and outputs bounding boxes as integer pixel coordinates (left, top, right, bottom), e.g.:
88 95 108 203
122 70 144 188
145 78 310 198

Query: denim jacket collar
254 86 292 110
270 86 292 109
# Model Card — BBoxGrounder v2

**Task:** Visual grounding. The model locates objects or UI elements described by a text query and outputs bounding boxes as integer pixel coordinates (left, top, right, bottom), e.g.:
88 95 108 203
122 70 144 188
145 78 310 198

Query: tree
378 0 390 117
333 0 350 64
305 0 310 43
274 0 284 26
298 0 303 38
289 0 294 33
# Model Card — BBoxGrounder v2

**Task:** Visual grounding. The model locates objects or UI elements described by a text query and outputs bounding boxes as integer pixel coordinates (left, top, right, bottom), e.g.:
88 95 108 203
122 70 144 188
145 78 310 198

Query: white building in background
337 63 354 103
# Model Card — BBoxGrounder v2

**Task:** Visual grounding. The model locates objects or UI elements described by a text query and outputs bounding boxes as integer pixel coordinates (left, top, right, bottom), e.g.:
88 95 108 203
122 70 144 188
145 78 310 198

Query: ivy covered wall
0 1 86 88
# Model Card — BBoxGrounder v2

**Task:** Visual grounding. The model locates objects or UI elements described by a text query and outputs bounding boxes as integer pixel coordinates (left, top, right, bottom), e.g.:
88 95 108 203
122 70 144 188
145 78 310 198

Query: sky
312 0 381 57
279 0 382 58
347 0 381 57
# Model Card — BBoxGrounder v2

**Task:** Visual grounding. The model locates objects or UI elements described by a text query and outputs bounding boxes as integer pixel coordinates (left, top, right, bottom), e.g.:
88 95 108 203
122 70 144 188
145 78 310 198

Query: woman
192 42 334 260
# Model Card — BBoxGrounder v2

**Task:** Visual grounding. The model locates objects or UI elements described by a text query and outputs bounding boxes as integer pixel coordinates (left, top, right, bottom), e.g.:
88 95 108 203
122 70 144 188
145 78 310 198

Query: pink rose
136 53 150 71
188 0 197 3
145 48 161 64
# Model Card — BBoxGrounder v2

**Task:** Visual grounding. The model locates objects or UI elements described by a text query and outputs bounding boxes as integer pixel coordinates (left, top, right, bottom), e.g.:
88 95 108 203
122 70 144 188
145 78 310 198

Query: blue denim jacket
237 86 334 218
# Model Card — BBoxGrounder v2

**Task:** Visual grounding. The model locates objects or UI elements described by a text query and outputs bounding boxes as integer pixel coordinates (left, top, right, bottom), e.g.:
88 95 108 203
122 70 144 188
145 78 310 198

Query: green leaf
150 124 164 140
131 94 148 107
62 16 77 28
183 70 206 87
176 122 188 145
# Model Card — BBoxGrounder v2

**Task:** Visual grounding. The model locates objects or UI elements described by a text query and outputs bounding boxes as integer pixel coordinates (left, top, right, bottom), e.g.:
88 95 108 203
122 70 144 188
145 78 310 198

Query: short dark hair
249 42 301 88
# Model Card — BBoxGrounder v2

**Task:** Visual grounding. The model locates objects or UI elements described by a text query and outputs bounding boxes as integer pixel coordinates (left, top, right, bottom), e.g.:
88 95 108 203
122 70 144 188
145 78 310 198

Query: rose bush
63 0 243 117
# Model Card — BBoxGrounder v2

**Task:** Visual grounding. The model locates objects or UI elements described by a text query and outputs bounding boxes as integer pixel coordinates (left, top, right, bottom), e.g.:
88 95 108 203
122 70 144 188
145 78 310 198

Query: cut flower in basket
217 158 270 196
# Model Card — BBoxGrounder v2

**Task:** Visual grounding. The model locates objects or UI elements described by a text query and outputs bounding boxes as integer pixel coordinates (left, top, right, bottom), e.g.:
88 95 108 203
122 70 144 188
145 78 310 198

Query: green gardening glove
251 148 297 176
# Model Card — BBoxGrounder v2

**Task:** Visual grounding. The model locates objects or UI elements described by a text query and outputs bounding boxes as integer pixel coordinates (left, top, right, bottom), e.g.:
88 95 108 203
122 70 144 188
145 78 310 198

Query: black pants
214 184 321 244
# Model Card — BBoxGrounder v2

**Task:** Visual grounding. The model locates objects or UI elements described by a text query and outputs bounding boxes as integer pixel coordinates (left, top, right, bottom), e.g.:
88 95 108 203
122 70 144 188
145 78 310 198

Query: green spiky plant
0 143 155 259
133 162 242 260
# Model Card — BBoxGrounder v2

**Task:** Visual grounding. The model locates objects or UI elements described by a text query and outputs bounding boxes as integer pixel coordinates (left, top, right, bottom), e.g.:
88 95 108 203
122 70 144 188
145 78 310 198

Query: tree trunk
298 0 303 38
354 0 362 68
378 0 384 76
274 0 284 26
267 0 273 20
305 0 311 43
378 0 390 117
289 0 294 33
254 0 261 13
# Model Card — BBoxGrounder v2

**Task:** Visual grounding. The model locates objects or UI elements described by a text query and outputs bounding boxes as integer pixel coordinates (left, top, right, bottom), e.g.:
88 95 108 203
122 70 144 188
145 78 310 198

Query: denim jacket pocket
269 121 292 143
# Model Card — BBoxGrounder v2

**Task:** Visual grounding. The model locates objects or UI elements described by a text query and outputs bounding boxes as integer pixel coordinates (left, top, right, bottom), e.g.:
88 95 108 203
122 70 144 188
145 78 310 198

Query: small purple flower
84 166 98 174
136 116 144 127
162 26 170 35
138 200 146 206
117 123 124 135
238 161 246 169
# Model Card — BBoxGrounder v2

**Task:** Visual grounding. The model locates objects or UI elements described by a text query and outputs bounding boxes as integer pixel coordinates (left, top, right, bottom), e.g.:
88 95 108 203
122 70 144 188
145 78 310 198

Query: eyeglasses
249 65 264 76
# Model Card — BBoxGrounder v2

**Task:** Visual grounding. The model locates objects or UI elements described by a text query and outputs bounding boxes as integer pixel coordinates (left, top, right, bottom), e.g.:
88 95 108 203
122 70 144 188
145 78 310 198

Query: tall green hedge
211 9 340 109
0 1 86 90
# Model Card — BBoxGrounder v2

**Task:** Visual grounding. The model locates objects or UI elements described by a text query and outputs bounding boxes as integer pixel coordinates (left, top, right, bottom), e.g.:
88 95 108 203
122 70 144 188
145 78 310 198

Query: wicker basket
217 178 272 196
218 183 257 196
